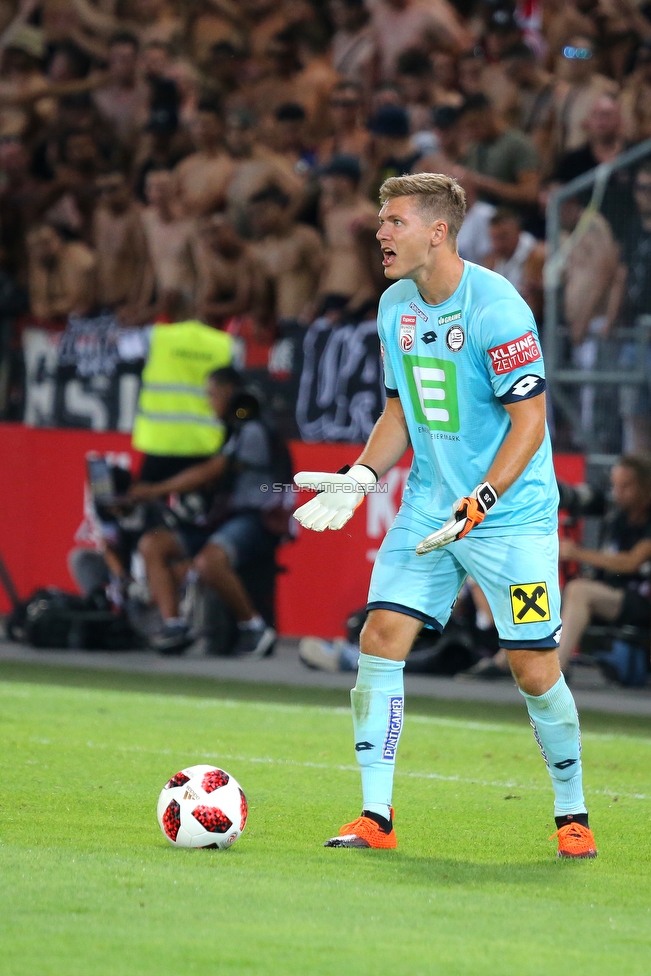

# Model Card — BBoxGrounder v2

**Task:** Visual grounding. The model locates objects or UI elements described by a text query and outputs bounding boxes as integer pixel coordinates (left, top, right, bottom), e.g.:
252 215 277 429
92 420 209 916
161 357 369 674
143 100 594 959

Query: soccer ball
157 764 248 850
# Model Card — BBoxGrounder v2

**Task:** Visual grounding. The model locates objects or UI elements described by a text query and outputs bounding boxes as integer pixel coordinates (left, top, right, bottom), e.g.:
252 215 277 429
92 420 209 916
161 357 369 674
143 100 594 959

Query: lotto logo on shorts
382 696 404 760
488 332 541 374
510 582 551 624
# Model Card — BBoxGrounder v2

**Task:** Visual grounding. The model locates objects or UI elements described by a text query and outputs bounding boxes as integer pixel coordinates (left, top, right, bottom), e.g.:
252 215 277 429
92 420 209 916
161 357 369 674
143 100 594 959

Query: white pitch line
69 738 648 802
3 682 650 745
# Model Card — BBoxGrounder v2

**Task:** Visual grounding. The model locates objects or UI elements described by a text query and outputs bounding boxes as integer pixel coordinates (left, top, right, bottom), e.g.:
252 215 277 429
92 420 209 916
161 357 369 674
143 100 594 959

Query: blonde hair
379 173 467 244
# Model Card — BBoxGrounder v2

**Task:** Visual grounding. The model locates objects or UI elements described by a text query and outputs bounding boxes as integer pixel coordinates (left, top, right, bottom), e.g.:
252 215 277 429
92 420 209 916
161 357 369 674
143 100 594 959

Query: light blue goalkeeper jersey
378 261 558 535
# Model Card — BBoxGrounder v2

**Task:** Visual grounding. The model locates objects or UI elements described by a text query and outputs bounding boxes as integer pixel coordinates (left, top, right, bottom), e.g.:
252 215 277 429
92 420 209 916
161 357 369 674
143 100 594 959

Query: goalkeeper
294 173 597 859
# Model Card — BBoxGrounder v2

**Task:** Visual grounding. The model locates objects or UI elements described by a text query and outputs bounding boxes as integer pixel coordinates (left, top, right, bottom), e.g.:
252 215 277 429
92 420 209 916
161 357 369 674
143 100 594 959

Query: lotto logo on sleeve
488 332 541 374
382 696 404 760
510 582 551 624
399 315 417 352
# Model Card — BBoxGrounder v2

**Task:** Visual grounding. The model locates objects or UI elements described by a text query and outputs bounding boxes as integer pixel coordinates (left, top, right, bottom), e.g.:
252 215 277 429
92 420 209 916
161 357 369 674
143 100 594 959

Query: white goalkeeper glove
293 464 378 531
415 482 498 554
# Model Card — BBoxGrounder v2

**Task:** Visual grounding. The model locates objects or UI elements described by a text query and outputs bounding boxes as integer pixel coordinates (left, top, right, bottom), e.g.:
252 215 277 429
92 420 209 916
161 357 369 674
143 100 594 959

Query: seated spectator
317 154 378 315
138 167 195 323
558 454 651 671
482 208 545 300
458 94 541 216
317 80 370 166
553 95 633 243
92 32 150 150
173 98 235 217
92 171 148 312
329 0 375 87
552 35 619 156
26 222 97 325
132 367 281 658
248 184 323 326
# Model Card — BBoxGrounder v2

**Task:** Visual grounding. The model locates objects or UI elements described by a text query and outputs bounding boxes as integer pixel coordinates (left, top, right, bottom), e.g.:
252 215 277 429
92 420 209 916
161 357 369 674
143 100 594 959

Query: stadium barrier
0 423 584 638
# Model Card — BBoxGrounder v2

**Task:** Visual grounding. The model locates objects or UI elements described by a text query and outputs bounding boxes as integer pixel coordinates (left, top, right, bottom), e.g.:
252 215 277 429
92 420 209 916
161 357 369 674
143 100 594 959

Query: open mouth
381 246 396 267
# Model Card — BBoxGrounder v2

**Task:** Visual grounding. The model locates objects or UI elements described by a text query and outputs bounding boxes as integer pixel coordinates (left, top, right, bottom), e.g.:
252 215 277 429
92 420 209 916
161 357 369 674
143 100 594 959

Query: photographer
131 367 288 657
558 455 651 671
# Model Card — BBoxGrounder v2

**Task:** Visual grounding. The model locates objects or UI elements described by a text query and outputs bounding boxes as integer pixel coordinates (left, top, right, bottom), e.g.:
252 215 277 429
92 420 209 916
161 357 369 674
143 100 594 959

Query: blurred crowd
0 0 650 443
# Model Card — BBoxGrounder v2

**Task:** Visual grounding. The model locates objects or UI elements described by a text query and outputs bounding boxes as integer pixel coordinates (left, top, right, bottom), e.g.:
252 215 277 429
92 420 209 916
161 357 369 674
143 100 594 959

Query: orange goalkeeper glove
416 482 498 554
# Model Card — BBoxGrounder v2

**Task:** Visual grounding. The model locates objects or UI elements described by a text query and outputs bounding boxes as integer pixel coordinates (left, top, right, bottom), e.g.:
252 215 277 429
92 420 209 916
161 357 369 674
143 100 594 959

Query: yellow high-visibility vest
132 321 233 456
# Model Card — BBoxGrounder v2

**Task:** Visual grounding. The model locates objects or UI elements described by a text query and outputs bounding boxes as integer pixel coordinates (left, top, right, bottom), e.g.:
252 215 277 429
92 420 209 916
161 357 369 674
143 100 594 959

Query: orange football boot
550 821 597 859
325 809 397 848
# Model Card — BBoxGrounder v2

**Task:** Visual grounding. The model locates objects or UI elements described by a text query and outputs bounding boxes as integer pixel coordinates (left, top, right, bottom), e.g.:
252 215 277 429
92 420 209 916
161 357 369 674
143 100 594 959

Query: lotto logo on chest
399 314 417 353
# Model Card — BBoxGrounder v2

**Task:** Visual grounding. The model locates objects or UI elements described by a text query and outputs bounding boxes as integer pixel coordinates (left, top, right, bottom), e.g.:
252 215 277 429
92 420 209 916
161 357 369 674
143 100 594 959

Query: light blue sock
351 653 405 821
520 674 587 817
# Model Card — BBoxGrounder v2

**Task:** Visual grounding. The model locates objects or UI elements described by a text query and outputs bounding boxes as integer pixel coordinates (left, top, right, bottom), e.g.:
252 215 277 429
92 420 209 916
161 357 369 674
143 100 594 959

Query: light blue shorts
367 510 561 649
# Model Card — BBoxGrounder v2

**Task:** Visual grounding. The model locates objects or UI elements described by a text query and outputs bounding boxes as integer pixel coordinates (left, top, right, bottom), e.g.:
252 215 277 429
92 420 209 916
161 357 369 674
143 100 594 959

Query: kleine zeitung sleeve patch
488 331 541 374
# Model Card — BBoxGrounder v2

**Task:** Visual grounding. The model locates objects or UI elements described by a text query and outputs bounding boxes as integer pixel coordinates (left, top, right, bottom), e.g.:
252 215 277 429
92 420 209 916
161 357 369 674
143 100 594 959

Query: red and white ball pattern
157 764 248 850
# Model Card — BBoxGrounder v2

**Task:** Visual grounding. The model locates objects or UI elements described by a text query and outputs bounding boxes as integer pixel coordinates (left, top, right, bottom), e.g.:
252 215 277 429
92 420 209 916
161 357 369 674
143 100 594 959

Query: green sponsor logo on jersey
403 355 460 432
437 309 462 327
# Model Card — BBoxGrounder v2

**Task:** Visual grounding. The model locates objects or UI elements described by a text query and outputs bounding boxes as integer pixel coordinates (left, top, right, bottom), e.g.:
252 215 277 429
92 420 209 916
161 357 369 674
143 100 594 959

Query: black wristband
356 463 378 482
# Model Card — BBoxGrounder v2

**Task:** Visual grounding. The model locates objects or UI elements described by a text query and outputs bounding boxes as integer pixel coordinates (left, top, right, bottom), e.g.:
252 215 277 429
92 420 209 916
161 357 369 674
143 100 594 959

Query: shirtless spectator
329 0 375 88
0 137 40 279
482 208 545 311
458 94 541 216
248 184 323 326
559 194 623 445
224 109 304 236
553 35 619 156
368 0 470 81
39 128 105 240
247 29 303 124
92 171 148 312
457 49 518 123
26 222 96 324
93 32 150 151
139 168 195 320
317 81 370 166
266 102 314 180
293 22 340 138
194 214 261 329
174 99 234 217
67 0 182 49
317 155 378 314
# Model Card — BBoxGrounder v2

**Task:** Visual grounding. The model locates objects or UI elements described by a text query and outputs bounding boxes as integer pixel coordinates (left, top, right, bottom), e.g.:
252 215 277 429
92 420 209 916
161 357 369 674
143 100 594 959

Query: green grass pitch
1 663 650 976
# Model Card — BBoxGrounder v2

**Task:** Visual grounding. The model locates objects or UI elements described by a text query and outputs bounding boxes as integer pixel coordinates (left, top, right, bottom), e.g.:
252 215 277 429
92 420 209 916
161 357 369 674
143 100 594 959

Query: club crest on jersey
488 331 541 374
446 325 465 352
409 301 428 322
399 315 417 352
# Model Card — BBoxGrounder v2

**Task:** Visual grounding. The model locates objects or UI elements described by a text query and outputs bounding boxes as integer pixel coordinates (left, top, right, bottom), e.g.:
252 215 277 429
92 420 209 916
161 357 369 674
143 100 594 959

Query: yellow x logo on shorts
510 582 551 624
